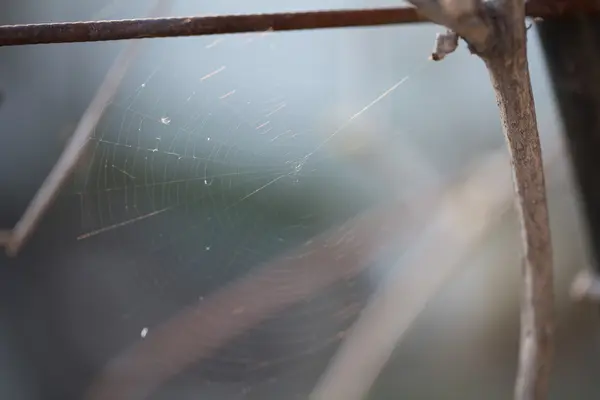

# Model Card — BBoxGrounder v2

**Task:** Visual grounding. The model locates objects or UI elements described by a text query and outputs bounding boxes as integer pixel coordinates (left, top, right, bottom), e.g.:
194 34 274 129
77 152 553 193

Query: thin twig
0 8 426 47
405 0 555 399
4 0 175 256
0 1 598 47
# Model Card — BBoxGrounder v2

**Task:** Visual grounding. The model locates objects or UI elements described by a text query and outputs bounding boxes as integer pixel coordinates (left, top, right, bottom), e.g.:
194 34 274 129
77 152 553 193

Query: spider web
60 19 423 400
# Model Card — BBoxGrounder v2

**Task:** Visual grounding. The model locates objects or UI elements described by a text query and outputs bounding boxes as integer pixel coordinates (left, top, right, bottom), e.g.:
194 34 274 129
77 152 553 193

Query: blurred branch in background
312 141 562 399
82 133 443 400
4 0 176 256
84 134 563 400
0 0 599 47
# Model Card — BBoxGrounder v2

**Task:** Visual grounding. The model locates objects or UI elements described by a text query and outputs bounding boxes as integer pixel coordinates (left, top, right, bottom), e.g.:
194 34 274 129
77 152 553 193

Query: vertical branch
485 50 554 400
485 2 554 399
406 0 554 399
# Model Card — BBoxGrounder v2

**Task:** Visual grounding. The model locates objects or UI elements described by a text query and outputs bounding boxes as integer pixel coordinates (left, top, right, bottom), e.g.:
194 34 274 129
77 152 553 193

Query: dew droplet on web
205 246 211 251
207 137 211 141
160 116 171 125
140 327 148 338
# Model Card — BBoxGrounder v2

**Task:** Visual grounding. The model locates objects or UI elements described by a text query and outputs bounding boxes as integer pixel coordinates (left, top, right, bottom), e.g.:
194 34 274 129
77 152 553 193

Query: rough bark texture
407 0 555 399
482 3 554 399
484 50 554 400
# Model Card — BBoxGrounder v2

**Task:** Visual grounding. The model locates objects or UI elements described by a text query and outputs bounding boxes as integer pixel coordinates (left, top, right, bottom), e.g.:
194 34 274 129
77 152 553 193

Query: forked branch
405 0 554 399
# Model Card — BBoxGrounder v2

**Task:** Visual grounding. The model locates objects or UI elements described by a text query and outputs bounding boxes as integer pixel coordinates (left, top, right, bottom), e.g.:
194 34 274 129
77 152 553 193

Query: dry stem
4 0 175 256
406 0 554 399
485 49 554 400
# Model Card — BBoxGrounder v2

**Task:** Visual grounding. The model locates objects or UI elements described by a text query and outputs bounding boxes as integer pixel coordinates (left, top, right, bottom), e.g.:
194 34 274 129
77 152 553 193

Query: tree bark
484 51 554 400
406 0 555 398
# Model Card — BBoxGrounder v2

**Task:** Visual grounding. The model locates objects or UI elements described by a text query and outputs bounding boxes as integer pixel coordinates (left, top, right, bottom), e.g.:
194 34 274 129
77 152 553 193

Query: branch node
408 1 554 398
430 29 459 61
408 0 492 55
570 269 600 302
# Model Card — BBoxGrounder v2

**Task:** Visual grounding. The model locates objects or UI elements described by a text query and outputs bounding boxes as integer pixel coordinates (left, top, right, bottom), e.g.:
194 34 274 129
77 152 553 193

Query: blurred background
1 0 599 399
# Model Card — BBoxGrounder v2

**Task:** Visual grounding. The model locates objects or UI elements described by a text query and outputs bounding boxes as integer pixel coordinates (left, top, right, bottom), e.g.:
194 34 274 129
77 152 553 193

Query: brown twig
0 8 426 47
0 1 598 47
406 0 555 399
4 0 175 256
486 45 554 400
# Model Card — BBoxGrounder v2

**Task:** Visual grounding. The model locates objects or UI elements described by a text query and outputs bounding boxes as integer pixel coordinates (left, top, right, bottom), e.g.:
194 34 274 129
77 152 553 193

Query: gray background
0 1 598 399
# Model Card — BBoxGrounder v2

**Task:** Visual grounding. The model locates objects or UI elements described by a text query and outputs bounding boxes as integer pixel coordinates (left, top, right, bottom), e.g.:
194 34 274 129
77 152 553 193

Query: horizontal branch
0 8 426 47
0 1 598 47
